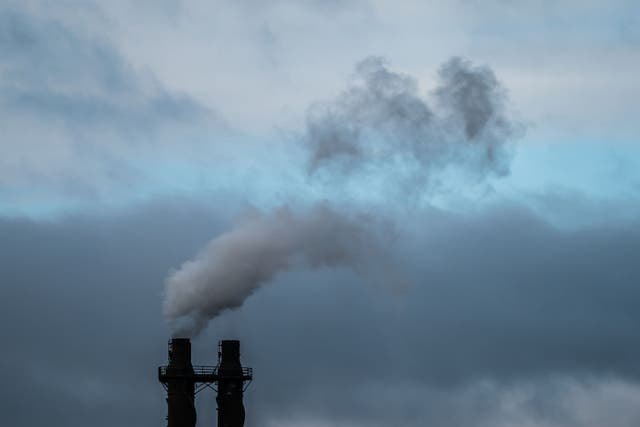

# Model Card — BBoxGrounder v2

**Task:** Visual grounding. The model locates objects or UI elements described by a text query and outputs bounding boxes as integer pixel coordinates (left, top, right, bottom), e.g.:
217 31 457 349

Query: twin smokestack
158 339 252 427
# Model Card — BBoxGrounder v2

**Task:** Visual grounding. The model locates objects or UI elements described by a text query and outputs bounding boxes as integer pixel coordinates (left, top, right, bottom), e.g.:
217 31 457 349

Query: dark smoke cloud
164 203 393 337
305 56 518 180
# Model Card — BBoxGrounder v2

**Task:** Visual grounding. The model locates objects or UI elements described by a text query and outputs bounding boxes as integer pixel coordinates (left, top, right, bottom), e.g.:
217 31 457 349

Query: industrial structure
159 339 253 427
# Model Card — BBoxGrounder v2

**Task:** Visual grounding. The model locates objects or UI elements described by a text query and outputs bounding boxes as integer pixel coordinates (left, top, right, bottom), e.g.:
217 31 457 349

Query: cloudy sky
1 0 640 426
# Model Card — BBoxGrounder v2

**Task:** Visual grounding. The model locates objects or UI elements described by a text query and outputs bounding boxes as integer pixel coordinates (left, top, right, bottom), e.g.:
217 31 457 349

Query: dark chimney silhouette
216 340 247 427
160 338 197 427
159 339 252 427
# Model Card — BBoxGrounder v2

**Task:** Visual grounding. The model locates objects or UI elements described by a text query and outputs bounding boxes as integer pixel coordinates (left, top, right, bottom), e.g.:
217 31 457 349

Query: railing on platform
158 366 253 382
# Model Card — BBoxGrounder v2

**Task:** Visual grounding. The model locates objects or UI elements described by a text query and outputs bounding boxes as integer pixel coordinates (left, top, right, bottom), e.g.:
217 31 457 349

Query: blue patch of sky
501 138 640 199
2 129 639 221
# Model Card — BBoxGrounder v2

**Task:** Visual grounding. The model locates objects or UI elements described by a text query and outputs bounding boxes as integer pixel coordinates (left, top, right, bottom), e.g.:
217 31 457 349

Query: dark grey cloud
2 196 640 426
0 198 227 427
304 56 520 184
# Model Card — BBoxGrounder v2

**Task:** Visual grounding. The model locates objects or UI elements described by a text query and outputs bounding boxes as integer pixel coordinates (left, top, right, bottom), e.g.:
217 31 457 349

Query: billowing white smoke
163 56 521 337
164 204 384 337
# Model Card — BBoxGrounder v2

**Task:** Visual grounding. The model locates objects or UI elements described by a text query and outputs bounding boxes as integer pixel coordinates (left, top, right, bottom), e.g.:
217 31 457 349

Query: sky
1 0 640 426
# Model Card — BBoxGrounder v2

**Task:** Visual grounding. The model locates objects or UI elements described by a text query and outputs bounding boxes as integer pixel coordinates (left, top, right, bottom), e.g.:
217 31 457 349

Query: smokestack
216 340 250 427
159 338 197 427
159 339 252 427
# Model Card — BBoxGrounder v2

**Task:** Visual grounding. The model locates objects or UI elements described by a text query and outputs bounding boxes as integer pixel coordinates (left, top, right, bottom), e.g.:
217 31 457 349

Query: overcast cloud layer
1 1 640 427
2 198 640 427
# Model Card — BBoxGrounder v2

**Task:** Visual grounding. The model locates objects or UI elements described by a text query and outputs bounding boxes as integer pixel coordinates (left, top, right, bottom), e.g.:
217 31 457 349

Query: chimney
216 340 248 427
159 338 197 427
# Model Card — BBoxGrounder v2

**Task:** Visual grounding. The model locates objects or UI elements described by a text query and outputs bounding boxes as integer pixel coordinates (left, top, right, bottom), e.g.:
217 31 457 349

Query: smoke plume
164 204 386 337
305 56 518 180
163 56 521 336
